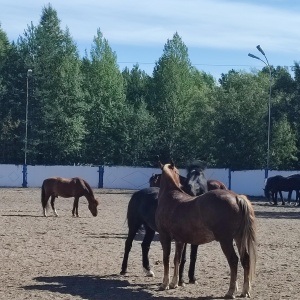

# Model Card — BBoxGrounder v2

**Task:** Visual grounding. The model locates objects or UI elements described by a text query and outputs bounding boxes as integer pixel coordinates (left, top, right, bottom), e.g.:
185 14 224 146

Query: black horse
264 174 300 205
120 162 208 285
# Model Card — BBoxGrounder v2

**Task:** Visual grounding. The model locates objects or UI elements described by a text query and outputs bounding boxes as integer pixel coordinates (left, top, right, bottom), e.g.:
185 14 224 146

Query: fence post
228 168 231 190
22 164 28 188
98 165 104 188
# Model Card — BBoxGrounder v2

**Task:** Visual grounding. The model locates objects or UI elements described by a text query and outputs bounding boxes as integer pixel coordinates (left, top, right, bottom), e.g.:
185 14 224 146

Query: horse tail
236 195 257 282
41 181 47 209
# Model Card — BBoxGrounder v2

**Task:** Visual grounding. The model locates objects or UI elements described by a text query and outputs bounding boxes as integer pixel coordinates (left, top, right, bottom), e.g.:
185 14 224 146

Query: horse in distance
264 175 300 205
155 161 257 298
41 177 99 217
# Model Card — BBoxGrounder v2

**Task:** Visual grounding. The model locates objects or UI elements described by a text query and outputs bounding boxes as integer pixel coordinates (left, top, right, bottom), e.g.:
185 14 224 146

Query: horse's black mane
186 161 206 173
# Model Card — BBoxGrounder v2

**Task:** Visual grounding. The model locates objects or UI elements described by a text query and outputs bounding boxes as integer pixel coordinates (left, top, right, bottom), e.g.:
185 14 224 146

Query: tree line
0 5 299 170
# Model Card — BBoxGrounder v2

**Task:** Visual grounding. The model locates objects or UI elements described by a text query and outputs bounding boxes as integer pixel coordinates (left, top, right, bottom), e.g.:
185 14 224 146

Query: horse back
42 177 90 198
127 187 159 231
165 189 244 244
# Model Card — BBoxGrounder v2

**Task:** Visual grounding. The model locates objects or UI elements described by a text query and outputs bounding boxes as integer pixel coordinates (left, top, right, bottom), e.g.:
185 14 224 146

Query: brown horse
41 177 99 217
207 179 228 190
155 162 257 299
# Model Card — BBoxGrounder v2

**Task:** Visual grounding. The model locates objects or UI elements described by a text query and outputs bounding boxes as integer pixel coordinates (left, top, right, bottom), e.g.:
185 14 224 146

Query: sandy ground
0 188 300 300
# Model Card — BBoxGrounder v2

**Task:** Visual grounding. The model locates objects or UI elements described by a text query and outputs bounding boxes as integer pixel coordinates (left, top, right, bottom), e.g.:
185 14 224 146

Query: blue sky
1 0 300 80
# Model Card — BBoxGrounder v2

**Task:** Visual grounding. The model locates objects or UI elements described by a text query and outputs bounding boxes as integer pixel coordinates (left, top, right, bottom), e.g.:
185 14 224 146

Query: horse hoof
169 282 178 289
240 292 251 298
159 283 169 291
178 281 185 287
224 294 235 299
120 271 126 275
143 268 154 277
189 279 198 285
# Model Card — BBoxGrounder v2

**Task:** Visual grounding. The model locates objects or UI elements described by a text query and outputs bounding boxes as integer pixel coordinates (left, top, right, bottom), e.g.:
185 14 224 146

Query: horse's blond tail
236 195 257 282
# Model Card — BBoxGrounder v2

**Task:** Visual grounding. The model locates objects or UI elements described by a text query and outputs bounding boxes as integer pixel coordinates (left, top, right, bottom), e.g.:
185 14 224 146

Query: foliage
0 6 299 171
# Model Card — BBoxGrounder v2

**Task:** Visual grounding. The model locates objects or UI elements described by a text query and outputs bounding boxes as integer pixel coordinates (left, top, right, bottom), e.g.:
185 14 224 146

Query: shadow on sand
23 274 221 300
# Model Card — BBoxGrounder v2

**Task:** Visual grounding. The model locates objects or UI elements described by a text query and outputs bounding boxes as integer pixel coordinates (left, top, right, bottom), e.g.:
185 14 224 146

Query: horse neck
158 173 183 201
82 180 95 202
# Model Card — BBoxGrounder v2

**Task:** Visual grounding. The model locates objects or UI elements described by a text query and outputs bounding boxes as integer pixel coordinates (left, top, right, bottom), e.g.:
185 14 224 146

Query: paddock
1 188 299 299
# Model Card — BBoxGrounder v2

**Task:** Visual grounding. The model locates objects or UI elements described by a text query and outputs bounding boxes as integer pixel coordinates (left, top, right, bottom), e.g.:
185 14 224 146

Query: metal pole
248 46 272 179
25 75 29 165
23 69 32 188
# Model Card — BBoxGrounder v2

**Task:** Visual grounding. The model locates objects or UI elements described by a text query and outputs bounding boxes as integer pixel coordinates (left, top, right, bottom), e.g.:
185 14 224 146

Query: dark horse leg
141 223 156 276
120 220 142 275
50 195 58 217
72 196 80 217
279 191 285 205
179 244 198 285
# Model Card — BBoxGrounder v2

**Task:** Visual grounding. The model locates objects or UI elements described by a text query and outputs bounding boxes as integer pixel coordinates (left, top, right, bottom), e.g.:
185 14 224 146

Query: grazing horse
41 177 99 217
264 175 300 205
155 162 257 299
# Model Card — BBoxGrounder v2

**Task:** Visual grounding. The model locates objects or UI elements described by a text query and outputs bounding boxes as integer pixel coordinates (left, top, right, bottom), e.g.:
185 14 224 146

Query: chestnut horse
155 162 257 299
120 187 199 284
41 177 99 217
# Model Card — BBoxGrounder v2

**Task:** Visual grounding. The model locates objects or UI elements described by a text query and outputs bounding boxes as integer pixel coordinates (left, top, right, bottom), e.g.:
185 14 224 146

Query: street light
248 45 272 179
22 69 32 188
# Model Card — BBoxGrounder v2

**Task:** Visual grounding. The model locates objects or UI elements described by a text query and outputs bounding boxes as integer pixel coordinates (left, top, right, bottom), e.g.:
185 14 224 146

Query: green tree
214 71 269 169
82 28 127 165
150 32 196 165
17 5 86 164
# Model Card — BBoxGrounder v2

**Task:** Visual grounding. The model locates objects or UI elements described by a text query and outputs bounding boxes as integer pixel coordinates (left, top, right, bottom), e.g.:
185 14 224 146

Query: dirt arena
1 188 299 300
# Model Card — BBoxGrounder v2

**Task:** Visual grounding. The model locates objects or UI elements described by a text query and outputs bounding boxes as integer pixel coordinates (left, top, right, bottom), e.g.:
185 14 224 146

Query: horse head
160 161 181 189
88 198 99 217
185 161 208 196
149 173 161 187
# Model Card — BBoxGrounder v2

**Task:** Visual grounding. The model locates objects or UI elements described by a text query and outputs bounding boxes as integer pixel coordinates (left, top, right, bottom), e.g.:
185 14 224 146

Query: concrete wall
0 164 299 197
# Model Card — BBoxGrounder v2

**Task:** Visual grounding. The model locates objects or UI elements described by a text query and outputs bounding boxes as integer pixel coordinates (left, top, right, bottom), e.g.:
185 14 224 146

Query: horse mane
80 178 97 200
186 160 206 173
162 164 183 191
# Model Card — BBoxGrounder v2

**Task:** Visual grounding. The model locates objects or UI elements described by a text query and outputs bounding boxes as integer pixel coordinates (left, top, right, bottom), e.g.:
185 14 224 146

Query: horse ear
170 159 175 168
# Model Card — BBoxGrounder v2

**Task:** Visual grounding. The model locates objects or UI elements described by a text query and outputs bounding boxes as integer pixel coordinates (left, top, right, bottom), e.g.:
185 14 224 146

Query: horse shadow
22 274 219 299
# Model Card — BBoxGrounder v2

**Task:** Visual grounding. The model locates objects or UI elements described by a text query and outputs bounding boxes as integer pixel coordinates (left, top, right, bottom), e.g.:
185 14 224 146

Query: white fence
0 164 300 197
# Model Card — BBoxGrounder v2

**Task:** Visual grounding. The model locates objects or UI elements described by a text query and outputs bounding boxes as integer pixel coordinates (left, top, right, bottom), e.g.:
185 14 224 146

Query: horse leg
72 197 80 217
188 244 198 284
178 243 187 286
219 239 239 299
50 196 58 217
273 192 278 205
236 240 251 298
159 233 172 290
141 223 155 277
120 221 141 275
279 191 285 205
42 195 50 217
170 241 185 289
287 190 292 205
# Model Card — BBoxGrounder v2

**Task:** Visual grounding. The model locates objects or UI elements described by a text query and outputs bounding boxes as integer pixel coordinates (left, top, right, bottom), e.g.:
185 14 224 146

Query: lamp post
248 45 272 179
22 69 32 188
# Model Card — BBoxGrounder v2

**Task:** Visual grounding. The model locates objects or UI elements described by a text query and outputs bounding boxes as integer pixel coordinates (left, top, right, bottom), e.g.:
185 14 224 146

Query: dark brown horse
207 179 228 190
155 162 257 298
41 177 99 217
